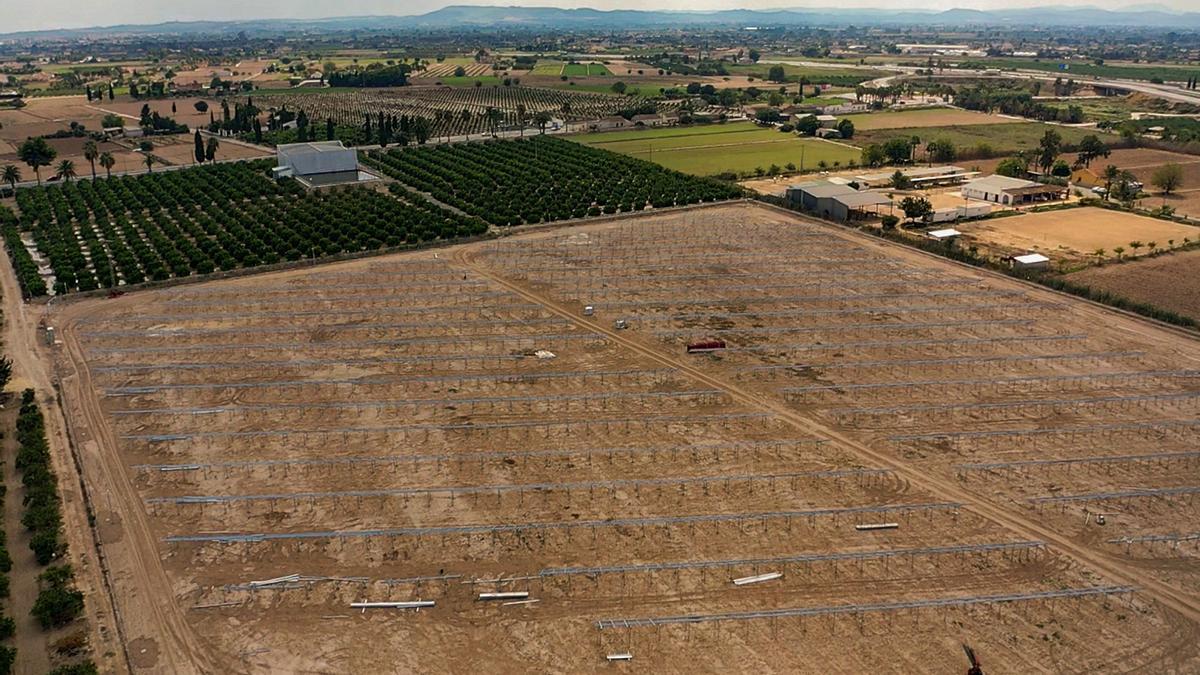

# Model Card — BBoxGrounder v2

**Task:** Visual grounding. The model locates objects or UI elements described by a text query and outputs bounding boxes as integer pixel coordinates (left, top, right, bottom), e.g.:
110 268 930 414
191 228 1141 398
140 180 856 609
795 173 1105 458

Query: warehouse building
786 182 892 222
275 141 374 187
961 175 1067 206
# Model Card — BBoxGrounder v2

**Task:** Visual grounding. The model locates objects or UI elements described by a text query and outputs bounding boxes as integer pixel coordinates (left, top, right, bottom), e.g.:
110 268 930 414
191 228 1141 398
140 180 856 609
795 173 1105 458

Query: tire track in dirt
55 301 216 674
452 242 1200 628
0 250 128 672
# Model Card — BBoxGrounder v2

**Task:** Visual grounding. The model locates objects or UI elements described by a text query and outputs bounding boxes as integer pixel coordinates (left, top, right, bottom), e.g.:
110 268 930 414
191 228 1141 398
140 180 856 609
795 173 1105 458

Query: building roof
802 184 859 199
856 165 967 183
927 228 962 239
631 113 662 121
276 141 358 177
1013 253 1050 264
832 191 892 208
964 174 1040 192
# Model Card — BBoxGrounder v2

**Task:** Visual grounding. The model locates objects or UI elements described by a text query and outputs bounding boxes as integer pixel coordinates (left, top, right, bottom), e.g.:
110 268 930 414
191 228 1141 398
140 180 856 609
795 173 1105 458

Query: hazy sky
5 0 1194 34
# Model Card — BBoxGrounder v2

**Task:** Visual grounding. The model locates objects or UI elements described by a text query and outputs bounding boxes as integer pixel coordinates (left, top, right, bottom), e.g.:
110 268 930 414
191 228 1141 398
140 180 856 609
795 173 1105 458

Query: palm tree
1093 248 1106 263
56 159 77 182
99 152 116 179
1112 246 1125 261
143 154 155 173
1129 241 1144 256
83 139 100 179
515 103 527 137
2 164 19 193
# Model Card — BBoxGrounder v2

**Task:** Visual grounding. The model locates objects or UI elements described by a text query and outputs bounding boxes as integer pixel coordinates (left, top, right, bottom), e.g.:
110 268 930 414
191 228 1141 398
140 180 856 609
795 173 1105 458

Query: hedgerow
10 160 486 295
15 390 64 565
365 136 742 226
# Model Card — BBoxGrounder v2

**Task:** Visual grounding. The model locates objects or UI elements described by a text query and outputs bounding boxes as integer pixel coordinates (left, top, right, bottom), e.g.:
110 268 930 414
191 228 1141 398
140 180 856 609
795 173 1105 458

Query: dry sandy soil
958 206 1199 261
1068 248 1200 321
0 96 270 177
39 202 1200 673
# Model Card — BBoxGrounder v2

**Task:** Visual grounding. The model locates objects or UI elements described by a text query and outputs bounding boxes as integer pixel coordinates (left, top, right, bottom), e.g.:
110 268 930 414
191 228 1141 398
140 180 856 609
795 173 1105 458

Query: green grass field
531 61 566 76
573 122 860 176
958 58 1200 83
725 63 879 86
587 63 612 76
561 63 591 77
852 122 1094 155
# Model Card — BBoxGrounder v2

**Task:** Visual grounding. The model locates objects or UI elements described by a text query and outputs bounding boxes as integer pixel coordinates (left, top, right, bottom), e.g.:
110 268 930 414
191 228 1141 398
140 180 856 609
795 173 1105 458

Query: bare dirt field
1068 248 1200 321
46 202 1200 673
959 206 1199 261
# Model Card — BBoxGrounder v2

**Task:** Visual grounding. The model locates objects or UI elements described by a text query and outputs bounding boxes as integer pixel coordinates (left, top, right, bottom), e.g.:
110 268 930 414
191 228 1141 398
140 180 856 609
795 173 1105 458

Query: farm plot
1067 248 1200 322
246 87 658 141
851 122 1093 155
53 202 1200 672
839 108 1024 131
365 136 741 226
4 160 484 295
573 122 861 176
956 206 1199 261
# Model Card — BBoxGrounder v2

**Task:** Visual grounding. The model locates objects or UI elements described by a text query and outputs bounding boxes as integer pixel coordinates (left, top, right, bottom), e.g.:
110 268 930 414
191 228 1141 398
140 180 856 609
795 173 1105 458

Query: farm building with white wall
275 141 371 187
962 175 1067 206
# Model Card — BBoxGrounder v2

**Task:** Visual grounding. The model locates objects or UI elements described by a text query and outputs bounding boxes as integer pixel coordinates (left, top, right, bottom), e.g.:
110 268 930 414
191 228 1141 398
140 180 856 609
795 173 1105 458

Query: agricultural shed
822 190 892 222
1010 253 1051 271
785 181 856 211
962 175 1067 206
277 141 357 177
926 228 962 241
855 165 973 189
275 141 363 184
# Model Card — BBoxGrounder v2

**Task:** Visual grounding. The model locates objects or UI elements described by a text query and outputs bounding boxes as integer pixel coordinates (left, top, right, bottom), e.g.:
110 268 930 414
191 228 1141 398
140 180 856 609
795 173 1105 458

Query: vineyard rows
412 63 493 78
364 137 741 226
4 161 485 295
249 87 666 138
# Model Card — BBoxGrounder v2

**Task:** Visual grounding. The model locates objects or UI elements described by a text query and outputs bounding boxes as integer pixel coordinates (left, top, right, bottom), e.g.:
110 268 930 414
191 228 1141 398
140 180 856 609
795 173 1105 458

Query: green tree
1037 129 1062 175
995 157 1027 178
205 137 219 162
534 111 552 134
881 137 914 164
1076 134 1110 168
193 130 205 164
860 144 886 168
610 81 626 94
98 152 115 179
899 195 933 222
835 118 855 139
1151 163 1184 195
767 65 786 83
142 154 155 173
925 138 956 163
17 137 56 185
55 160 76 182
1102 164 1120 195
32 566 84 630
1051 159 1072 177
795 115 820 136
2 164 20 193
82 140 99 179
889 170 912 190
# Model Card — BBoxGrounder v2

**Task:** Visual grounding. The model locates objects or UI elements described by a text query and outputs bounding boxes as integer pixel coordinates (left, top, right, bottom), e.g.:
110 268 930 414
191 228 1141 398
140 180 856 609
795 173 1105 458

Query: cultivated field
1068 248 1200 321
852 122 1093 155
51 202 1200 672
573 123 860 176
840 108 1023 131
958 206 1199 261
247 86 656 139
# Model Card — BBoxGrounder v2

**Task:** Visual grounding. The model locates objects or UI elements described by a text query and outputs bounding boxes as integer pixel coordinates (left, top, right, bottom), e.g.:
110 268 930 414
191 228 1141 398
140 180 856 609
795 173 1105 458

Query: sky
4 0 1195 34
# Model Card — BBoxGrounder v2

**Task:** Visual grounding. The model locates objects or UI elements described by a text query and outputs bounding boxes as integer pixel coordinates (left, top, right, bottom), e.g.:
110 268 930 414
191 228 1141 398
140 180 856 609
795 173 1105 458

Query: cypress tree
194 130 205 164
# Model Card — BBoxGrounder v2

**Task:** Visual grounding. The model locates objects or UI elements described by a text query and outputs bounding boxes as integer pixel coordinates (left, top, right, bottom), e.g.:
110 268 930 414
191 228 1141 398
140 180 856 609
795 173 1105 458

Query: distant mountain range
5 4 1200 40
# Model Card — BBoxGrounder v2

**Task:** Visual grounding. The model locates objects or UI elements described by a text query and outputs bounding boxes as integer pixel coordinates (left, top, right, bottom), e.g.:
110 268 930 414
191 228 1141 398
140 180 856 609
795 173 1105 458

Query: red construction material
686 339 727 354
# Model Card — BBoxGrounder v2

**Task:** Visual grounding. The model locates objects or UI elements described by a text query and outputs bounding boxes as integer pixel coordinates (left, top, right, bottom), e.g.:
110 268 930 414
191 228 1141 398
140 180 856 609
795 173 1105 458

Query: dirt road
0 256 135 673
